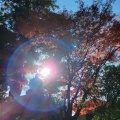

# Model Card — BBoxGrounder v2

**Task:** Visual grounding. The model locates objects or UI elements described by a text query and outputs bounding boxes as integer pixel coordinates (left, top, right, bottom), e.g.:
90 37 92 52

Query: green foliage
0 0 58 28
93 100 120 120
102 65 120 102
93 65 120 120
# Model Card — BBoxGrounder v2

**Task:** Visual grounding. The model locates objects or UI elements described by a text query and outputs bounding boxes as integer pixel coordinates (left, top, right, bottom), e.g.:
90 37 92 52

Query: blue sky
56 0 120 14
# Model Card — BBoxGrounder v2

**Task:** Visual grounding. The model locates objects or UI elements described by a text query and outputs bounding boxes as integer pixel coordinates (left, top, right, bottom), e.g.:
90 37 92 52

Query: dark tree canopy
0 25 26 100
0 0 58 28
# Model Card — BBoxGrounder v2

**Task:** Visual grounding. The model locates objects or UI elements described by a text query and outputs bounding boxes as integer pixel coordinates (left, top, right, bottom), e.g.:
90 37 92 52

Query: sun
41 67 50 77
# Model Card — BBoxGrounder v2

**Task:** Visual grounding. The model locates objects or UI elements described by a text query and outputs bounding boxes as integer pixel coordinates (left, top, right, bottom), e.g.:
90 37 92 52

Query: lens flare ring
6 36 70 112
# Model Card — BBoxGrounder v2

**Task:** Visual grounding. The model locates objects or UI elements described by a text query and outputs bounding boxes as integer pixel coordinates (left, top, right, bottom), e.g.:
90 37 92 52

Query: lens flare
6 36 70 112
41 67 50 77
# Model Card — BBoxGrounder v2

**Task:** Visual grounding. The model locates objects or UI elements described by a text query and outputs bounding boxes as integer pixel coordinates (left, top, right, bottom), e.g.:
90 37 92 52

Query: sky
56 0 120 14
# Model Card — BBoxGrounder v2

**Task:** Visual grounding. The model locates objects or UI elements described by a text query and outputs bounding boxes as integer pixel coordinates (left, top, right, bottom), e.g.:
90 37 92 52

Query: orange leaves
22 66 38 74
30 38 58 50
15 12 72 39
72 100 103 115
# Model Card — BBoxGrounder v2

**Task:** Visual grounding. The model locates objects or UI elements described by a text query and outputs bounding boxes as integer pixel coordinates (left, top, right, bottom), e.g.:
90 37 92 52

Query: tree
0 25 26 99
92 65 120 120
102 65 120 103
59 1 120 120
0 0 120 120
15 12 73 40
0 0 60 100
0 0 58 29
